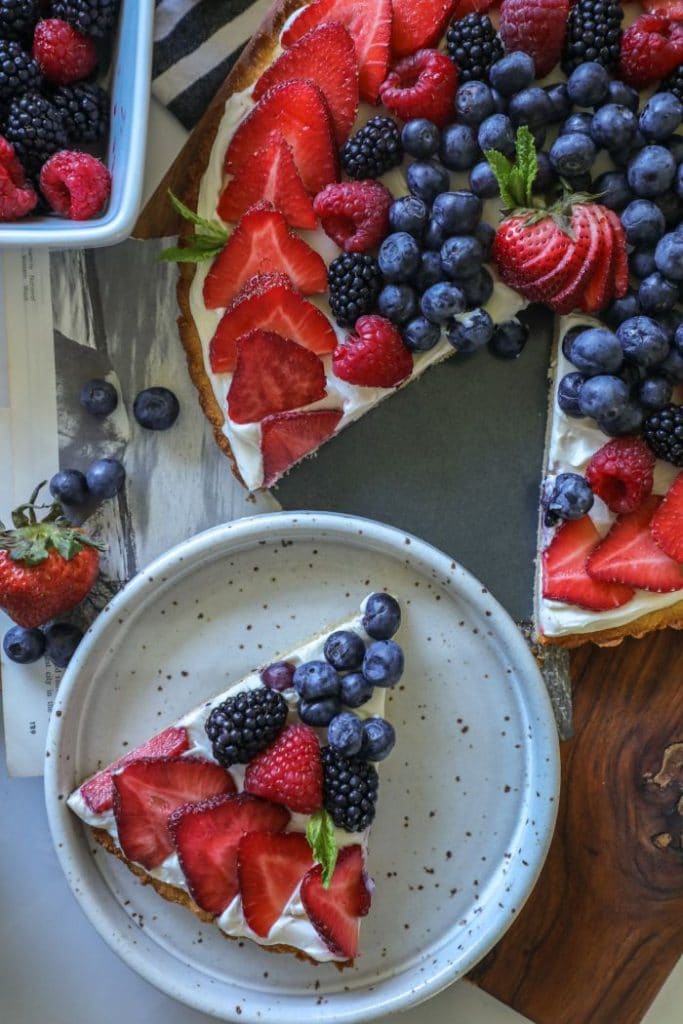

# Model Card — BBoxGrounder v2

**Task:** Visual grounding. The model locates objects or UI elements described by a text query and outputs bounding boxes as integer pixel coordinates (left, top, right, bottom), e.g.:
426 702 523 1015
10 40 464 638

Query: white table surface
1 97 681 1024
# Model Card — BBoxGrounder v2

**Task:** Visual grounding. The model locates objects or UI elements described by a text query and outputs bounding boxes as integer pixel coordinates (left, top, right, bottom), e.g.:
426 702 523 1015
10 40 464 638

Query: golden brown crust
91 826 349 967
538 599 683 648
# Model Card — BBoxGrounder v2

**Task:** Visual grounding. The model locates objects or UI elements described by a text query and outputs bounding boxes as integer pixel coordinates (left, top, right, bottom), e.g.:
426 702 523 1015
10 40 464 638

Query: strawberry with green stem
0 481 103 629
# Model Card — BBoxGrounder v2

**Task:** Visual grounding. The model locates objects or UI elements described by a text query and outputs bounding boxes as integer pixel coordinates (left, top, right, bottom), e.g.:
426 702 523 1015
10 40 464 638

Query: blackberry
53 83 110 144
204 688 288 768
0 0 39 41
51 0 120 39
4 92 68 178
643 403 683 466
321 746 379 832
662 65 683 106
0 40 41 107
328 253 381 327
341 116 402 180
446 14 503 84
562 0 623 75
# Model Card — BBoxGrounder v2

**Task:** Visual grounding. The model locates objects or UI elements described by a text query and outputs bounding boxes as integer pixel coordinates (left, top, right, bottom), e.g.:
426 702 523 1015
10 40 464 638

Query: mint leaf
306 808 338 888
160 192 230 264
158 244 222 264
484 149 516 209
514 126 538 204
168 191 228 241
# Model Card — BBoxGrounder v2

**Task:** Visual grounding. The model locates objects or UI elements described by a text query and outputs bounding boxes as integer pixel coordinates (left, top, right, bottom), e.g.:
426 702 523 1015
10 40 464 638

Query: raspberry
332 314 413 388
244 723 323 815
50 0 120 39
618 14 683 90
39 150 111 220
313 181 392 253
0 135 37 219
32 19 97 85
585 438 655 514
500 0 570 79
379 49 458 128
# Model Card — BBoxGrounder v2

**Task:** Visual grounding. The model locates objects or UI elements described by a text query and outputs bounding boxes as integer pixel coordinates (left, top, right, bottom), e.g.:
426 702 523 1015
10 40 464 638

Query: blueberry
599 401 644 437
560 112 593 136
362 640 404 687
557 372 586 418
401 118 440 159
401 316 442 352
630 247 657 280
677 163 683 201
339 671 374 709
660 347 683 383
668 136 683 164
621 199 666 246
455 81 496 126
655 231 683 280
460 267 494 308
567 328 623 376
603 292 641 327
488 319 528 359
324 630 365 671
79 378 118 417
377 283 418 325
377 232 421 282
440 235 484 280
617 315 670 368
362 592 401 639
638 375 673 411
424 218 448 251
292 660 340 701
470 161 499 198
545 473 594 525
606 80 639 113
590 104 638 152
640 93 683 142
433 190 482 234
44 622 83 668
389 195 429 237
327 711 364 757
477 114 515 158
49 468 89 506
490 87 507 113
549 133 597 178
439 124 480 171
3 625 45 664
488 52 535 96
533 152 555 193
421 281 466 323
414 251 445 291
297 697 340 727
133 387 179 430
508 87 553 130
474 221 495 259
260 661 295 691
638 272 679 316
567 62 610 107
406 159 450 202
655 190 683 227
674 323 683 355
594 171 632 211
627 146 676 198
360 717 396 762
610 130 646 169
545 83 571 122
619 361 646 390
578 374 630 423
561 324 588 361
85 457 125 499
657 310 681 343
563 172 593 193
447 308 494 352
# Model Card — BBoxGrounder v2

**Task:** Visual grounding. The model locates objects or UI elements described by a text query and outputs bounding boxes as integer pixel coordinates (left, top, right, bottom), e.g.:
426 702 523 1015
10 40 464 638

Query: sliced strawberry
587 496 683 593
209 274 337 375
581 207 611 315
170 793 290 916
261 409 343 488
113 757 236 870
300 844 371 960
552 205 602 315
542 515 635 611
493 213 572 289
521 222 582 302
604 208 629 302
217 133 316 229
651 473 683 562
238 831 314 937
253 23 359 145
80 727 190 813
391 0 458 57
227 330 327 425
203 204 326 310
225 81 338 196
281 0 392 104
244 723 323 814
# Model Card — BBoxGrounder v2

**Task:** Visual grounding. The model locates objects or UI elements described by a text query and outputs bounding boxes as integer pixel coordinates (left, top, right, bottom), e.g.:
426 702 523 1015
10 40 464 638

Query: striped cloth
153 0 274 129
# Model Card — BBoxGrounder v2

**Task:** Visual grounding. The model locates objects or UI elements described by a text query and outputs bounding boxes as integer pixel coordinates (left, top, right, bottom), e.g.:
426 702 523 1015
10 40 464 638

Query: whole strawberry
0 482 103 629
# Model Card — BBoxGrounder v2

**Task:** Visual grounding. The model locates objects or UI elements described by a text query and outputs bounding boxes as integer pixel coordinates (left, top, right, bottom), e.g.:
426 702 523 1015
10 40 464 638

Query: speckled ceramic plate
45 511 559 1024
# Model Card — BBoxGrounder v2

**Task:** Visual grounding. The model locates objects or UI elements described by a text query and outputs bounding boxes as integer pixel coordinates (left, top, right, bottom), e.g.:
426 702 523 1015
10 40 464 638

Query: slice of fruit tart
67 593 404 964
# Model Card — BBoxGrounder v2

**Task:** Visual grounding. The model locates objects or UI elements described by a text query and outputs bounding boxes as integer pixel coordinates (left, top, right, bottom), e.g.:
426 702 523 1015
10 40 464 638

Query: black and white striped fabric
153 0 274 129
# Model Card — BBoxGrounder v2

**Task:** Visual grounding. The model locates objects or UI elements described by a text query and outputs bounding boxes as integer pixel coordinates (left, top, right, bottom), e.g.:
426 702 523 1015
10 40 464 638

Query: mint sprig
484 125 538 211
306 808 338 889
158 191 229 263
